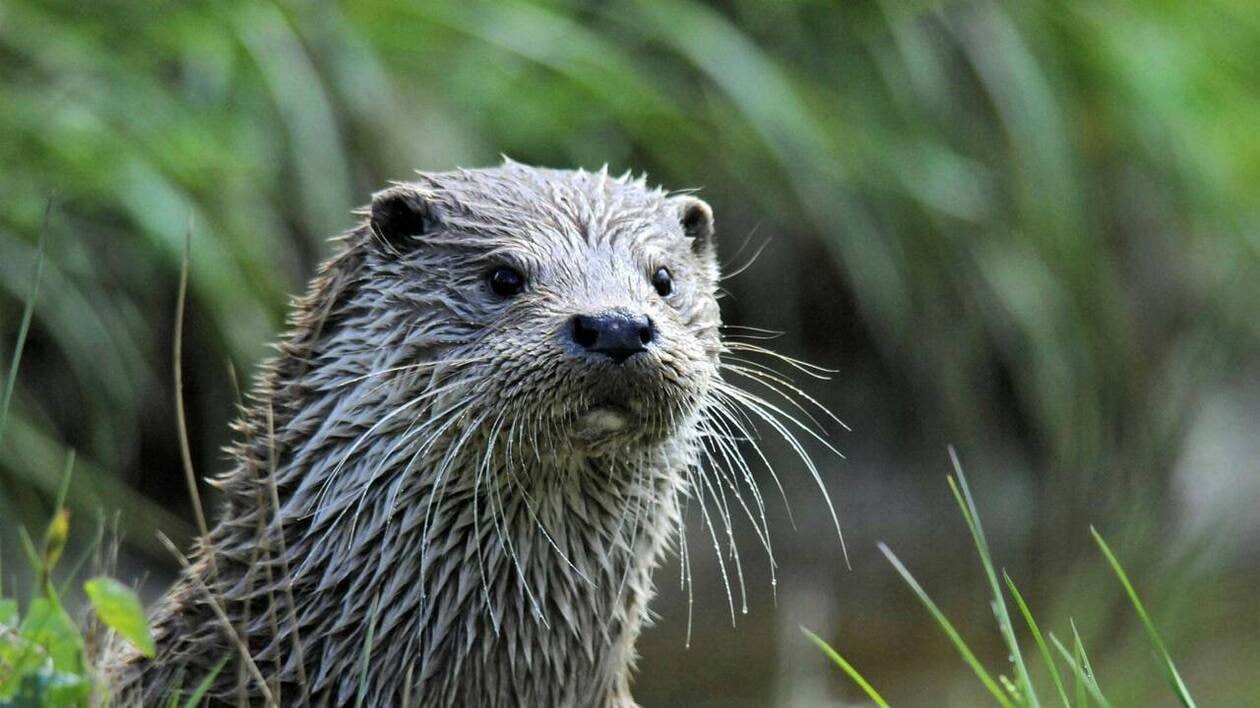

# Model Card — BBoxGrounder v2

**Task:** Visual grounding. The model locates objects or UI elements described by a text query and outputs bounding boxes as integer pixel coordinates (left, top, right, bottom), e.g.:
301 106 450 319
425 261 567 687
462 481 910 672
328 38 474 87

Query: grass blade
156 532 274 706
879 542 1014 708
801 626 890 708
174 217 212 547
182 655 231 708
1004 571 1070 708
1069 619 1105 706
165 668 186 708
18 525 41 584
0 197 50 445
1049 630 1110 708
355 594 380 708
54 448 75 512
1072 634 1087 708
57 514 105 597
947 447 1038 706
1090 526 1196 707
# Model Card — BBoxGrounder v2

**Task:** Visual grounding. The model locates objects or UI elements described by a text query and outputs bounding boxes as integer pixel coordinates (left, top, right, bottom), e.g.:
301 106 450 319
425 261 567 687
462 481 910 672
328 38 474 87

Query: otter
107 160 839 706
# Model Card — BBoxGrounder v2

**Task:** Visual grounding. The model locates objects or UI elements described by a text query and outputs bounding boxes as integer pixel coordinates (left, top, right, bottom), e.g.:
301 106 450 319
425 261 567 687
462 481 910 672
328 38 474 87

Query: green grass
1090 527 1196 707
0 198 47 450
0 232 153 706
1004 572 1069 708
354 596 380 708
0 508 156 706
806 451 1198 707
802 627 890 708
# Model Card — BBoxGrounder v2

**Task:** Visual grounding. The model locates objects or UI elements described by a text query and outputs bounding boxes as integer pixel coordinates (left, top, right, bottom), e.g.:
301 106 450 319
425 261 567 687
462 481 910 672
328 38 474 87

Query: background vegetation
1 0 1257 704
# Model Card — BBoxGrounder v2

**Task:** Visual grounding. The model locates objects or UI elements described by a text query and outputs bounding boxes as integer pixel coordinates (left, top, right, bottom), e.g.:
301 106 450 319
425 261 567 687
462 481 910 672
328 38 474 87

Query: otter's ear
369 185 436 251
675 196 715 255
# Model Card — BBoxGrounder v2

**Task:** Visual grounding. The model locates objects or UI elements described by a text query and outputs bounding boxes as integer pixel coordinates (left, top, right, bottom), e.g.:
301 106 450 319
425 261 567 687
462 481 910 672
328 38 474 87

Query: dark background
2 1 1258 704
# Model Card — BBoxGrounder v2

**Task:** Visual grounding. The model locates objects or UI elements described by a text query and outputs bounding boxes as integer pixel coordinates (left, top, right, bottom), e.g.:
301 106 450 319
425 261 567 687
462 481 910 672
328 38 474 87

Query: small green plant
0 461 158 706
0 216 156 707
806 448 1197 707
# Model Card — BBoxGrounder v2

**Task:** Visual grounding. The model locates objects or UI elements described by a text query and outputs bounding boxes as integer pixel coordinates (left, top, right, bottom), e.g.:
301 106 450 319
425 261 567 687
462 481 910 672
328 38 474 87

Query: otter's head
356 161 722 459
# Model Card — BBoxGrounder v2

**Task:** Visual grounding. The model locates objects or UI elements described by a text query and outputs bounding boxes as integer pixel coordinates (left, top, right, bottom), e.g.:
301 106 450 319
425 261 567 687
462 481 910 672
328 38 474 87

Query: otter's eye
652 267 673 297
488 266 525 298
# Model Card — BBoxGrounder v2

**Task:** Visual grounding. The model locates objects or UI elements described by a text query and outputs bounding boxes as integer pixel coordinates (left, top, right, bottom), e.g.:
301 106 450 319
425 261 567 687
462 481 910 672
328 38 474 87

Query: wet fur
107 161 839 706
104 161 726 706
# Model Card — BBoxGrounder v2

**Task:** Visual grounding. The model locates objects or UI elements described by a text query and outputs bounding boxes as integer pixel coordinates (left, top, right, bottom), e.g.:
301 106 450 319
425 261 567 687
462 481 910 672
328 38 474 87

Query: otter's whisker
721 357 849 430
720 364 830 437
677 493 695 649
702 403 782 560
701 411 771 528
367 403 471 568
324 381 474 550
718 384 850 568
606 460 647 563
719 384 846 460
448 405 496 629
725 341 838 379
718 232 772 282
603 461 654 641
313 377 467 516
697 429 776 576
707 391 797 530
479 411 548 629
345 405 456 539
337 356 490 390
418 406 491 582
694 447 750 614
686 464 737 626
719 323 786 341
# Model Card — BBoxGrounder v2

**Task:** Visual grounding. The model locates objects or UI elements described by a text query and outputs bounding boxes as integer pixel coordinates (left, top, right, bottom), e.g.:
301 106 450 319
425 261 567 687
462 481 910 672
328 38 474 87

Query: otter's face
364 165 722 457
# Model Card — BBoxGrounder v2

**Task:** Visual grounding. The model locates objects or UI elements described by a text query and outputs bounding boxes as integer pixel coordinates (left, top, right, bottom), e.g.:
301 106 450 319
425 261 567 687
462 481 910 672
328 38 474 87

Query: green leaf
84 576 154 658
1072 635 1087 708
17 597 84 674
1069 620 1101 701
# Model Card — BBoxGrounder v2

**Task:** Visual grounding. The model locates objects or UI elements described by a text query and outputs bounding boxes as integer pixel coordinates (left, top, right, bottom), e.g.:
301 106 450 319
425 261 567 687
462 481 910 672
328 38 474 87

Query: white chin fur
579 407 629 433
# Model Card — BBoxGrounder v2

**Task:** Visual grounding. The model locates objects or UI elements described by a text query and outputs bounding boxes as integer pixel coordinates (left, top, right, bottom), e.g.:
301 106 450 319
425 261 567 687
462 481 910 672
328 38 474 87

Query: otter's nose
571 311 655 364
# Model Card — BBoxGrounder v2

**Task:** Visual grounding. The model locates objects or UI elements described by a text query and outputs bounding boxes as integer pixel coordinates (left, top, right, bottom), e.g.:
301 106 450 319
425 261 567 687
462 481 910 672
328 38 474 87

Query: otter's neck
169 333 691 706
254 399 685 705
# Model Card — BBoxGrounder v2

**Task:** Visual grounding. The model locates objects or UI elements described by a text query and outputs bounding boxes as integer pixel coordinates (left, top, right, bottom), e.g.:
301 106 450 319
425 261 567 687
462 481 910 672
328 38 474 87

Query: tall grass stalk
1089 527 1196 708
0 198 48 445
806 453 1196 707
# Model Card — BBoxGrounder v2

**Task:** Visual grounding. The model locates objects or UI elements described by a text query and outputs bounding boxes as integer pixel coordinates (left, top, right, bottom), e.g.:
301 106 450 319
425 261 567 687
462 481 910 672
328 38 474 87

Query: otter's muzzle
570 310 655 364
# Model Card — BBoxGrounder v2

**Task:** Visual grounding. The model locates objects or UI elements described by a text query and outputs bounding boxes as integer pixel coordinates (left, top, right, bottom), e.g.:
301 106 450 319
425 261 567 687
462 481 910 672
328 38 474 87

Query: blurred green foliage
1 0 1258 704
